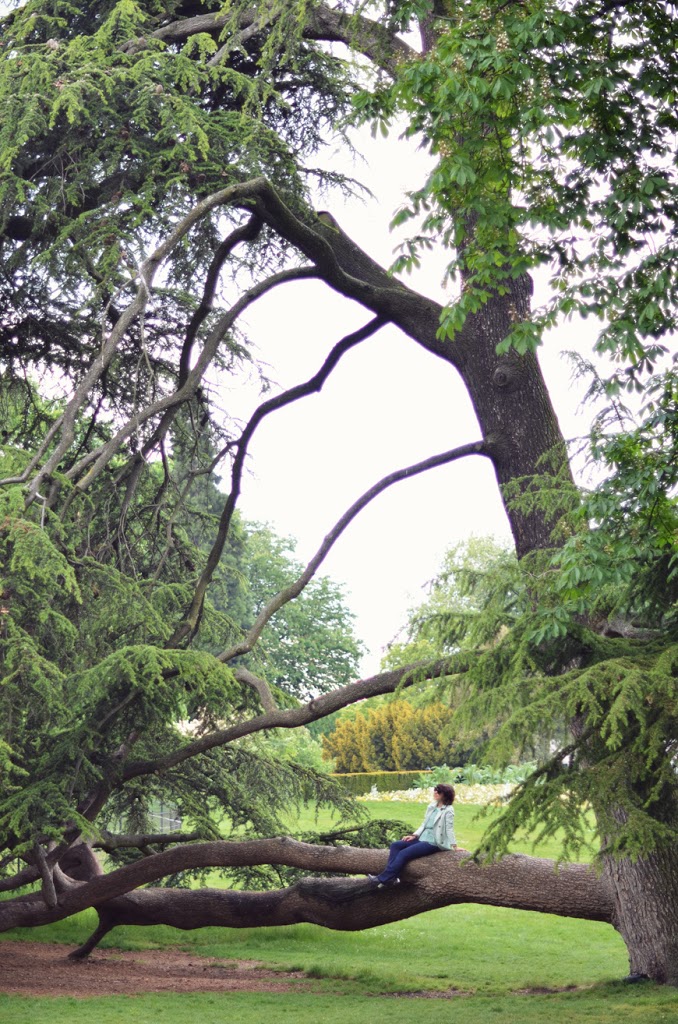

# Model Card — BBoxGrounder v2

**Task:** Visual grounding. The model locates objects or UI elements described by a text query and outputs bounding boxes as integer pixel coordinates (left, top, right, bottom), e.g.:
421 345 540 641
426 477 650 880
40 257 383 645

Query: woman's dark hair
434 783 455 805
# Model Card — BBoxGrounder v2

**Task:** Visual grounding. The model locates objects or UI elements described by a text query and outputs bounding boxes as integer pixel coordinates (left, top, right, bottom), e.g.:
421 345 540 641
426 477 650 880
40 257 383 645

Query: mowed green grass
2 987 678 1024
3 800 678 1023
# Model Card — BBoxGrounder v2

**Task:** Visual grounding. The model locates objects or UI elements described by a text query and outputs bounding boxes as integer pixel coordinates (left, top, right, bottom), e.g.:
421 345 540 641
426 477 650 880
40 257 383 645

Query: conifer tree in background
322 700 458 772
0 0 677 983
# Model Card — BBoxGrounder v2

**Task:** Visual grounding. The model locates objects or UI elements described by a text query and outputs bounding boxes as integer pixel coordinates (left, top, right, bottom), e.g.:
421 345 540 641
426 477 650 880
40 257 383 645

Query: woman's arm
412 802 436 839
438 806 456 850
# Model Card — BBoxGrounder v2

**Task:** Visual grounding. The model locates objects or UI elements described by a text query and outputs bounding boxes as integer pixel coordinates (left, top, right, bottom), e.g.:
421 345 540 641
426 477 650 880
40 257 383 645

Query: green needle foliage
0 0 355 389
0 388 364 867
0 1 370 872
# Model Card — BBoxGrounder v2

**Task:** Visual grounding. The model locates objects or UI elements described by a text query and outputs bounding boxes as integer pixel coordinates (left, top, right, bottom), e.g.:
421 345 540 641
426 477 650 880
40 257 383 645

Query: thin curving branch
129 212 265 472
93 831 203 852
169 314 387 646
217 439 488 664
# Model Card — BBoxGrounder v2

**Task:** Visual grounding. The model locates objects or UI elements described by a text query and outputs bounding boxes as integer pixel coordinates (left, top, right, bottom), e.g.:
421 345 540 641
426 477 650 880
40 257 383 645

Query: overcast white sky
217 128 600 673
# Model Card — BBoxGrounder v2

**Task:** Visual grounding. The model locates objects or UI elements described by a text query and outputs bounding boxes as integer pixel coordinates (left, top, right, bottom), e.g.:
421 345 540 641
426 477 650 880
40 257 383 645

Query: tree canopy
1 0 677 985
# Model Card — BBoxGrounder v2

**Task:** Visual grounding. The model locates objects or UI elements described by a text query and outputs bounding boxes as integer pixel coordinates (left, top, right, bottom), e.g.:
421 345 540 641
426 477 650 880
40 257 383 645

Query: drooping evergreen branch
120 655 466 783
104 211 266 511
66 265 317 492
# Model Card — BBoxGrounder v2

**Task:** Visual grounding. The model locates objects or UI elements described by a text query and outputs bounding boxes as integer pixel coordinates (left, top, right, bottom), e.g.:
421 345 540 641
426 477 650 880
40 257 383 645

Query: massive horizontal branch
0 837 614 940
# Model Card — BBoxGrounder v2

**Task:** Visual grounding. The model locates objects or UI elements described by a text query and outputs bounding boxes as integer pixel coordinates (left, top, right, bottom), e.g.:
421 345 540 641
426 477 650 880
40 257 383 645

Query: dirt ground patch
0 940 311 998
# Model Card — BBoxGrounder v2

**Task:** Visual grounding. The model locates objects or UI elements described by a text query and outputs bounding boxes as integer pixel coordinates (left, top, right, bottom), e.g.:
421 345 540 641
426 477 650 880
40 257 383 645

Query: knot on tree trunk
492 359 527 393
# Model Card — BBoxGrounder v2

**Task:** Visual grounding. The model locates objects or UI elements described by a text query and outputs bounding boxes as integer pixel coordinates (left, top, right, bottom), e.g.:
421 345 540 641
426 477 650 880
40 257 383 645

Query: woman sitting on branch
368 783 457 888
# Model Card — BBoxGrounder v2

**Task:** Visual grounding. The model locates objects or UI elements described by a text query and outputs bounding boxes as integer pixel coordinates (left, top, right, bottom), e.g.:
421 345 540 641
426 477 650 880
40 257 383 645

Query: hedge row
331 770 431 796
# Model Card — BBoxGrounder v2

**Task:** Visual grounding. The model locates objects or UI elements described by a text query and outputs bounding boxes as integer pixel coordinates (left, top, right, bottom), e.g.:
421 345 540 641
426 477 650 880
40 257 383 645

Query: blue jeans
377 839 439 883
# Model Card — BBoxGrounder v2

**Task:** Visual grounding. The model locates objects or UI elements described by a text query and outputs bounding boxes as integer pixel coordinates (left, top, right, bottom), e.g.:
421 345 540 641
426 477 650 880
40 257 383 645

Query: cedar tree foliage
0 0 677 984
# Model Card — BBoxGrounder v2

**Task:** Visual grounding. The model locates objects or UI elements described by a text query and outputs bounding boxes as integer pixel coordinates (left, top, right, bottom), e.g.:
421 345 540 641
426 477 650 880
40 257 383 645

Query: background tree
237 523 365 701
0 0 677 984
382 535 570 761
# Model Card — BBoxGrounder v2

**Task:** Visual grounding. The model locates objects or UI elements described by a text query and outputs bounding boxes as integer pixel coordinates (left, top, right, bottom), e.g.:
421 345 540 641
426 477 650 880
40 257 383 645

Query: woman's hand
402 833 417 842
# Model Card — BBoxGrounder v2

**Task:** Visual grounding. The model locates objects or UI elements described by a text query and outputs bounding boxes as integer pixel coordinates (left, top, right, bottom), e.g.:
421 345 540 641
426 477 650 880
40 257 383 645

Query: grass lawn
2 987 678 1024
3 799 678 1022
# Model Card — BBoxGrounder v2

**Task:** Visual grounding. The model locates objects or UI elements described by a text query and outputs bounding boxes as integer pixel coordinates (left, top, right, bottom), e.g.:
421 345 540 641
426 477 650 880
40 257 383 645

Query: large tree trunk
604 847 678 985
454 285 572 556
245 188 675 983
255 183 571 556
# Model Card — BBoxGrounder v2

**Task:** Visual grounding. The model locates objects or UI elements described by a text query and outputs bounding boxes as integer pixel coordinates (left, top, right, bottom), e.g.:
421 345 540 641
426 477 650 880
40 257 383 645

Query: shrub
321 700 459 771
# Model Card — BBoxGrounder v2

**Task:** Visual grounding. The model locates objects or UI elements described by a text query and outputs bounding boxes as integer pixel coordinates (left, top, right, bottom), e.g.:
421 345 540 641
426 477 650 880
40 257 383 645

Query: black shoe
377 877 400 888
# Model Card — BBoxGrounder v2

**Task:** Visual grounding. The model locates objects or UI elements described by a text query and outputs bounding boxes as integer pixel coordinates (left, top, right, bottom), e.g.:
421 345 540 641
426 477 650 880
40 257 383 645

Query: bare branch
218 439 488 663
67 266 317 491
236 179 466 368
0 841 73 895
33 843 58 909
3 180 267 500
94 831 202 852
233 667 278 714
129 212 264 471
303 3 417 74
169 314 387 646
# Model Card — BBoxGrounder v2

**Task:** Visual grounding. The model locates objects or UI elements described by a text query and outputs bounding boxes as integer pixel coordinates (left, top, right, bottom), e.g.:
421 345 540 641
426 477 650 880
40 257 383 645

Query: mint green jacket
413 802 456 850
